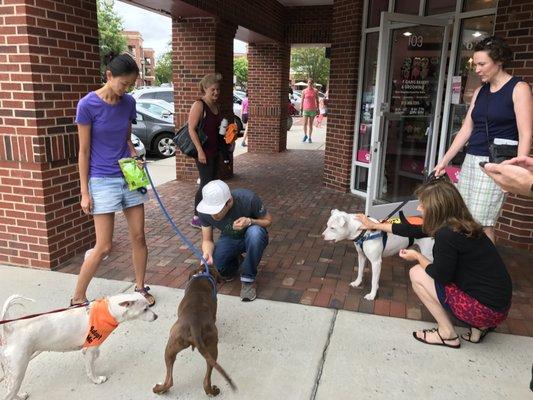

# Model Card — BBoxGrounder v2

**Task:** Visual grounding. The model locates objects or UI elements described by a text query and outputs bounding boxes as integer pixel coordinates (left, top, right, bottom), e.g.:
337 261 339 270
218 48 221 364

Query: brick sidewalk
57 150 533 336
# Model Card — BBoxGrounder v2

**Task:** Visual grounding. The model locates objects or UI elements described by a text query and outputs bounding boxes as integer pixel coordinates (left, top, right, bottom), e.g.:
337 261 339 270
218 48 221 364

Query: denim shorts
89 177 148 215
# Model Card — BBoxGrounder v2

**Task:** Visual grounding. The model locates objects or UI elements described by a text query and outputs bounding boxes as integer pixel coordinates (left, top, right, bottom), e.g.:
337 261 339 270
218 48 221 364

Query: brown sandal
135 285 155 307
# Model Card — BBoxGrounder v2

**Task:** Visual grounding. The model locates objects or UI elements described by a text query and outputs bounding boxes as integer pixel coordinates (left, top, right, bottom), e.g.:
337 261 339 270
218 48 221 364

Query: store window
425 0 455 15
356 32 379 172
445 15 493 174
354 166 369 192
368 0 389 28
463 0 497 12
395 0 419 15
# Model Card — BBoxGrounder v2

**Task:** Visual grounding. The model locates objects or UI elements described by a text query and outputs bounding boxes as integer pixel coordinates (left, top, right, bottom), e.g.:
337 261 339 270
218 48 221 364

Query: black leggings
194 156 219 216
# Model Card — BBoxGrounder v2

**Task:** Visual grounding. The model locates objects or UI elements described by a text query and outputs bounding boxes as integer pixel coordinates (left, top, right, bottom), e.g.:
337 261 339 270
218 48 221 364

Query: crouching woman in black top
357 179 512 348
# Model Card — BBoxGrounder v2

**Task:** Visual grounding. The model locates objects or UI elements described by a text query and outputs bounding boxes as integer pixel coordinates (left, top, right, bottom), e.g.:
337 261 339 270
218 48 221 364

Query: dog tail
1 295 35 338
190 325 237 391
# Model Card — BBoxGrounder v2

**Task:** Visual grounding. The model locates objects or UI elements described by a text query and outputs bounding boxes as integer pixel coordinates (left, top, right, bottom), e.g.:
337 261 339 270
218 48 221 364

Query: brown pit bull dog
153 265 237 396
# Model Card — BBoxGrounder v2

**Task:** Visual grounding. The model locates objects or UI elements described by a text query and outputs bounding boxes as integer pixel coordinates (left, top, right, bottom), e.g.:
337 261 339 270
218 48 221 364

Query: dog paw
206 385 220 397
153 383 168 394
364 293 376 301
349 279 362 288
92 375 107 384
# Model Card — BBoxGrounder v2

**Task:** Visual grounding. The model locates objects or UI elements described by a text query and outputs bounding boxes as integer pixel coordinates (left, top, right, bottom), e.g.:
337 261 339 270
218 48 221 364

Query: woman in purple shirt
71 53 155 306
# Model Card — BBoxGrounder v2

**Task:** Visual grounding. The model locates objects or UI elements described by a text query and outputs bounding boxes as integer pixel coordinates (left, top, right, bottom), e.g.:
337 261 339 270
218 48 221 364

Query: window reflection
368 0 389 28
426 0 455 15
463 0 497 12
395 0 419 15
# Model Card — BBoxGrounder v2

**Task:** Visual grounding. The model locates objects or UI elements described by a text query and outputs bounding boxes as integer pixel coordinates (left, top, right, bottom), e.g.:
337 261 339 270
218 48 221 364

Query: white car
136 99 174 122
131 87 174 104
131 133 146 158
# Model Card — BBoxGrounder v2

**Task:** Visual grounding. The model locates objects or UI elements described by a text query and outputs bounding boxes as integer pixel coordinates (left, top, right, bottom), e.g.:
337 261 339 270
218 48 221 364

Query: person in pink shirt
301 79 319 143
241 92 249 147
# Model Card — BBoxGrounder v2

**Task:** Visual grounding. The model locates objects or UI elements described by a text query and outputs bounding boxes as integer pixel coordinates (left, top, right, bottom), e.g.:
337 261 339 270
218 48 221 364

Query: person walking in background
434 36 532 243
356 178 512 348
241 91 249 147
301 78 320 143
315 94 328 128
72 53 154 306
189 73 224 229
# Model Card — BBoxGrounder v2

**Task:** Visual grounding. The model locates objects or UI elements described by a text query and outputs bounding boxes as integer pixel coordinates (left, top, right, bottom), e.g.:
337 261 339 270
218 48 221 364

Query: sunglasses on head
424 170 451 185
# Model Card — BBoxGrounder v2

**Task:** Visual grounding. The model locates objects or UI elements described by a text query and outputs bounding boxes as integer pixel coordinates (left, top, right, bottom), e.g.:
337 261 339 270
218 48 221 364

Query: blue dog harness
186 271 217 300
354 231 388 249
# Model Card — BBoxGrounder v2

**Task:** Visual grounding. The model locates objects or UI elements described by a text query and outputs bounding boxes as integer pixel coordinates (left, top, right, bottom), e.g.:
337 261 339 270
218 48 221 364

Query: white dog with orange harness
322 209 434 301
0 292 157 400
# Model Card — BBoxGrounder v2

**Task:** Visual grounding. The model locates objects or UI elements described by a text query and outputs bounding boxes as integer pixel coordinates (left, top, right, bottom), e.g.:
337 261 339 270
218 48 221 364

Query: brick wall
323 0 364 191
0 0 100 268
171 17 236 182
493 0 533 250
285 5 333 44
247 43 291 153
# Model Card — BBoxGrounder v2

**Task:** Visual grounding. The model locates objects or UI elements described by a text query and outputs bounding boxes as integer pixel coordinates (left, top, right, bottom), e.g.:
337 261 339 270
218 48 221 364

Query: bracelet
248 218 253 227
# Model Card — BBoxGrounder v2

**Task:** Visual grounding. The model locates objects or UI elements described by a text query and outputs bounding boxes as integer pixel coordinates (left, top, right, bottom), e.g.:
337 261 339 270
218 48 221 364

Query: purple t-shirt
75 92 136 177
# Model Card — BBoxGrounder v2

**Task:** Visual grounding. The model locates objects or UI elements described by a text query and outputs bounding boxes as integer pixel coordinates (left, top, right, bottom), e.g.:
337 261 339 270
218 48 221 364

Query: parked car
131 133 146 158
136 99 174 122
132 109 176 158
131 87 174 105
133 86 245 133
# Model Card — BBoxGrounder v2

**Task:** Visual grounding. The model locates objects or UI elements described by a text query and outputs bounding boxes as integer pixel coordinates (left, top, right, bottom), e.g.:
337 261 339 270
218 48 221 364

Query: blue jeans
213 225 268 283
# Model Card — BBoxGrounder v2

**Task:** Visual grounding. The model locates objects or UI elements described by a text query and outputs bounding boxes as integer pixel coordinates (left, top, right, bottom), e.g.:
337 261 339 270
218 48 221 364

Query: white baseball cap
196 180 232 215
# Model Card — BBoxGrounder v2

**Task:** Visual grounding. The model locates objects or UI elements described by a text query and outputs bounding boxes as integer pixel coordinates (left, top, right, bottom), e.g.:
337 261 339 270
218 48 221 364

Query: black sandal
135 285 155 307
413 328 461 349
461 327 494 343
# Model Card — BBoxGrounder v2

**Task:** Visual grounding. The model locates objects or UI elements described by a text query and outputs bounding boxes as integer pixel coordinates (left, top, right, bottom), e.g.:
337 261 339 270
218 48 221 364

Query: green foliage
97 0 127 77
155 51 173 85
234 57 248 87
290 47 330 88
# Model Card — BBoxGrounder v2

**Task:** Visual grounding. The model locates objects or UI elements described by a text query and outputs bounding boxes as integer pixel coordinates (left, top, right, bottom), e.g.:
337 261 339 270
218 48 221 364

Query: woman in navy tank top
434 37 532 243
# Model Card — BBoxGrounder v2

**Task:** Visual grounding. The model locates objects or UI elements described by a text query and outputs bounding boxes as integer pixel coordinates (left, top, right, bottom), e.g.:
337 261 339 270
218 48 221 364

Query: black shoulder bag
485 88 518 164
173 100 207 158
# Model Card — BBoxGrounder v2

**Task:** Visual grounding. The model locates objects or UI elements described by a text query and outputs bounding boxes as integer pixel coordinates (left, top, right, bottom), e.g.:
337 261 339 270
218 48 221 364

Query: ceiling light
403 31 412 37
472 31 482 37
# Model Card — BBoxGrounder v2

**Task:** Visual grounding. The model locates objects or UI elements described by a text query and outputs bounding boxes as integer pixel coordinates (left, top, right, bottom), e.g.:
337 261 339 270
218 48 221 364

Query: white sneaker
84 248 108 261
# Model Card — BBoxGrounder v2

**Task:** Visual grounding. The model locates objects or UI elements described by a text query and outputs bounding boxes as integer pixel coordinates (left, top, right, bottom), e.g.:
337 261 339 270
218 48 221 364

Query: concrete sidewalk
1 264 531 399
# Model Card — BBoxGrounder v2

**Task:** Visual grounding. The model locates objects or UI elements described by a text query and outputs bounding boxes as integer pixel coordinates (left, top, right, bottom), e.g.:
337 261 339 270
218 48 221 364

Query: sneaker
219 274 235 282
240 282 256 302
302 135 308 142
190 216 202 229
84 248 108 261
134 285 155 307
308 138 313 143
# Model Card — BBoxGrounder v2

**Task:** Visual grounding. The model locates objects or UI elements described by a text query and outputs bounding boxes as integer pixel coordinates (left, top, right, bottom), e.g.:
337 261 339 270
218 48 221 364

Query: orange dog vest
83 299 118 348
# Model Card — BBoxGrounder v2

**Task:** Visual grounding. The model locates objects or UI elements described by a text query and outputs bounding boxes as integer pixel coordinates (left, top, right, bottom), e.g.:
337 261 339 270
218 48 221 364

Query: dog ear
119 300 134 308
331 209 338 215
333 215 346 227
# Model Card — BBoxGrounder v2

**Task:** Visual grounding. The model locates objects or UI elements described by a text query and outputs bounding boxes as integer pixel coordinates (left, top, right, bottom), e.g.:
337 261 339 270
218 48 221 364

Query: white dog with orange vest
0 293 157 400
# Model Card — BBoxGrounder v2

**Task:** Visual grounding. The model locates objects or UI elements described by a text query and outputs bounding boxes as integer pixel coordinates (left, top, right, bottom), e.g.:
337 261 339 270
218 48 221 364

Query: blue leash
143 162 216 296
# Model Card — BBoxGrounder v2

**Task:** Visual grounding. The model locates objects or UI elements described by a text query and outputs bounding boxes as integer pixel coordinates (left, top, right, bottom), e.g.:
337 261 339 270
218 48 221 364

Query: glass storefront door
365 13 451 218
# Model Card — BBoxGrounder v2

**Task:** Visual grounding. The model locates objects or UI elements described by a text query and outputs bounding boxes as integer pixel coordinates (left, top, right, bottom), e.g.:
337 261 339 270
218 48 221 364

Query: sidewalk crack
310 309 338 400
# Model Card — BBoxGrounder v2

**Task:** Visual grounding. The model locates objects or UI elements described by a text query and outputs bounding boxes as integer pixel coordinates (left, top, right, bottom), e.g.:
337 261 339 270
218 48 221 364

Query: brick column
0 1 100 268
247 42 290 153
172 17 236 182
493 0 533 250
323 0 363 191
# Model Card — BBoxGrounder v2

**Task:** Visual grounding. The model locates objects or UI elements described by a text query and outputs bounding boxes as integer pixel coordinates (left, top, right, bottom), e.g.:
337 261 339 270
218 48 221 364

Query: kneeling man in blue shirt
197 180 272 302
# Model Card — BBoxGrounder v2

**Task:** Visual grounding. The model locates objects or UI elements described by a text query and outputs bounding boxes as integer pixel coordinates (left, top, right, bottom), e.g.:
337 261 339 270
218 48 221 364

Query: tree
234 57 248 87
290 47 330 88
155 42 173 85
97 0 127 77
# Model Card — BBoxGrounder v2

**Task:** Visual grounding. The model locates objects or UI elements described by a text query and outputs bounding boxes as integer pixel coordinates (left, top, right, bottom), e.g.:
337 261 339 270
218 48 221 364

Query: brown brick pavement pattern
57 151 533 337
